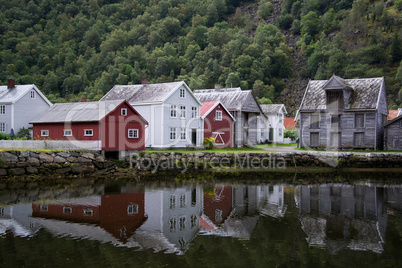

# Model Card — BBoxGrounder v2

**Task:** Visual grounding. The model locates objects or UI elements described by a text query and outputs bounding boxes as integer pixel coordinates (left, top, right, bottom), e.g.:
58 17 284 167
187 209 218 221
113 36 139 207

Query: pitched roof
0 84 52 106
193 89 263 113
284 117 296 129
388 110 399 121
260 104 287 114
30 100 147 124
299 76 384 111
200 101 235 121
100 81 201 105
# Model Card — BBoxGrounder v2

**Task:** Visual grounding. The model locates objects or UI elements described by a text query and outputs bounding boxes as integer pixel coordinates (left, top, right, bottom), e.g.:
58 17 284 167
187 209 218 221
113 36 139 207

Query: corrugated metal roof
300 77 384 110
30 100 125 123
194 89 262 113
0 84 52 105
260 104 285 114
100 81 185 103
200 101 218 117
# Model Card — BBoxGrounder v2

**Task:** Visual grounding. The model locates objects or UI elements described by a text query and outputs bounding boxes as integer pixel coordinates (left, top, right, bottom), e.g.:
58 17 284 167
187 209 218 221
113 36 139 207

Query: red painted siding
203 104 234 148
203 186 233 226
32 203 100 224
32 122 99 141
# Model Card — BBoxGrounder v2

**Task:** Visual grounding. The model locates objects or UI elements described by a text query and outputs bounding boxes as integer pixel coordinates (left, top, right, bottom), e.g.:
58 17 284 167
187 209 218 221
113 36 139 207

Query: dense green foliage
280 0 402 108
0 0 292 104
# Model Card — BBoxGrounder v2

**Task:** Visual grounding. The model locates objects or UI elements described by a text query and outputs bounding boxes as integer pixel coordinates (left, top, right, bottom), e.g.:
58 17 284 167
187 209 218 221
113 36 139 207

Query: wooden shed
30 100 148 151
384 115 402 150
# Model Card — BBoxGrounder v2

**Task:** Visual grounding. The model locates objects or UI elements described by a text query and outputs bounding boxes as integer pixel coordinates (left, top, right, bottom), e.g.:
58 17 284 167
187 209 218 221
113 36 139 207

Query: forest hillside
0 0 401 115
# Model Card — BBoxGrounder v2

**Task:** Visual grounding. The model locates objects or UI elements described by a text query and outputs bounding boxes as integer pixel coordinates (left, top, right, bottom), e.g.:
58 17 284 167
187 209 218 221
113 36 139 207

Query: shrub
278 14 294 30
258 1 274 19
284 128 298 140
203 137 215 150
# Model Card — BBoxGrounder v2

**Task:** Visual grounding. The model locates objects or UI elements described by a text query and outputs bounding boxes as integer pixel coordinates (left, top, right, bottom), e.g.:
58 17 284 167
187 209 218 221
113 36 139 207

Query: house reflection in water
256 185 287 218
295 184 388 254
0 204 40 238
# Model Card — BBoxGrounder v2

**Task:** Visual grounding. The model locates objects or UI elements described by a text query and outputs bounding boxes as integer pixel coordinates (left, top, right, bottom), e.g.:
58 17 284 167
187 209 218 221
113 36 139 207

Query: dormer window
327 91 343 110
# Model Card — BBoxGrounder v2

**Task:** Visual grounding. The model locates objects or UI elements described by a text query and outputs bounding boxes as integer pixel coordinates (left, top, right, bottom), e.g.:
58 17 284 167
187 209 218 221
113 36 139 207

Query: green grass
295 148 402 153
257 143 296 147
146 147 266 153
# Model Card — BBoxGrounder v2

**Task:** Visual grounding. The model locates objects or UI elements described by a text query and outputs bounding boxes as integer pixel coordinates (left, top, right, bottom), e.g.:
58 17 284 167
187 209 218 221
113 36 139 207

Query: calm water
1 174 402 267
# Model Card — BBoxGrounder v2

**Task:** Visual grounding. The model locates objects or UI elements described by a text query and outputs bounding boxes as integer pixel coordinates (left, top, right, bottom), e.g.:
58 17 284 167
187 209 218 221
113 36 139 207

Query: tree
225 72 240 87
391 34 402 63
257 1 274 19
301 11 320 37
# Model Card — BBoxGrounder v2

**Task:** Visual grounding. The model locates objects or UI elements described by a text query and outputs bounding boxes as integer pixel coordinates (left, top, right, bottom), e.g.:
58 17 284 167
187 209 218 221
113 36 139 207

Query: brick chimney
214 84 220 92
81 97 87 102
141 77 148 84
7 78 15 89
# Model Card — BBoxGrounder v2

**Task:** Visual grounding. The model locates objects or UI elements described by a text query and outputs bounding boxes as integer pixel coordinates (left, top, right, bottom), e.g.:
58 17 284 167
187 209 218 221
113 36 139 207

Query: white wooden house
258 104 287 143
101 81 203 149
0 79 52 137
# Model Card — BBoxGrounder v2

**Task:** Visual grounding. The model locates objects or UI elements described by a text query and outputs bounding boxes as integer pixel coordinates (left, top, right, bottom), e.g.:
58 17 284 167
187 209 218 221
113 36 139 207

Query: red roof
284 117 296 129
388 110 399 121
200 101 218 117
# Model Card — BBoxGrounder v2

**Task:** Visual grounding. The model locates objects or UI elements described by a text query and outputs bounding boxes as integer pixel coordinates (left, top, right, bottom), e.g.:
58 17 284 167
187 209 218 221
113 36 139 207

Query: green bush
278 14 294 30
395 0 402 11
284 128 298 140
203 137 215 150
258 1 274 19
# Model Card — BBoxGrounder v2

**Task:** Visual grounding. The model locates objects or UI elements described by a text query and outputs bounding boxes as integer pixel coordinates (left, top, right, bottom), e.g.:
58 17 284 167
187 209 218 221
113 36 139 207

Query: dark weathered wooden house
384 115 402 150
194 87 263 147
296 75 388 149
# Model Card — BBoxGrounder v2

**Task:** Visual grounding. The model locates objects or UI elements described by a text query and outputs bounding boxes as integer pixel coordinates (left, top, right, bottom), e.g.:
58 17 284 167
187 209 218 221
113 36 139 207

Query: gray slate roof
193 89 263 113
30 100 125 123
100 81 196 104
260 104 286 114
0 84 52 105
300 76 384 111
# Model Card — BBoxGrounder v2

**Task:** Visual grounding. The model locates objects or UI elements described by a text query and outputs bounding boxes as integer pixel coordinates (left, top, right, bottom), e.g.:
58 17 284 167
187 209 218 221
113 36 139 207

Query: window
261 129 264 138
30 90 35 99
179 216 186 231
310 132 319 147
331 115 341 128
279 114 283 123
190 215 198 228
127 204 138 215
180 88 185 98
0 123 5 132
279 128 283 137
215 209 223 223
0 105 5 115
170 127 176 140
170 104 177 118
355 114 365 128
169 195 176 209
64 129 72 136
121 108 127 116
216 110 222 121
63 207 72 214
180 105 186 118
84 129 93 136
180 128 186 140
128 129 138 138
40 204 48 211
330 132 340 148
310 114 319 129
84 208 93 216
191 107 198 118
169 218 176 233
41 130 49 137
180 193 186 208
327 91 344 110
354 132 364 148
191 189 197 206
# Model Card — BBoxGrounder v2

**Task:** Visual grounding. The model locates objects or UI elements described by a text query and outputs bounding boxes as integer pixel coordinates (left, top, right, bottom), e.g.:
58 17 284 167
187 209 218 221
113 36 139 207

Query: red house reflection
203 186 233 226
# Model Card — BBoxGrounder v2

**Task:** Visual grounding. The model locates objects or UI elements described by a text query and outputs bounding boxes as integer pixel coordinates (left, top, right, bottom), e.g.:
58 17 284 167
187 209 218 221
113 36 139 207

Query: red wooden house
202 185 233 226
200 101 235 148
30 100 148 151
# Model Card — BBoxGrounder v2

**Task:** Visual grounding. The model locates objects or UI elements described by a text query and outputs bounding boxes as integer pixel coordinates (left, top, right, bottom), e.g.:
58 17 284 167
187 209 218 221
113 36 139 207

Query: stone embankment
1 150 402 178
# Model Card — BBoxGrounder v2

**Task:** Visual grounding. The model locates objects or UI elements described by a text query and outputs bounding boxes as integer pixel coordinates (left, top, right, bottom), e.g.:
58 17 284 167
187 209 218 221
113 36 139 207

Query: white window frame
169 218 176 233
170 104 177 118
83 208 93 216
169 194 176 209
30 90 36 99
0 105 5 115
179 216 186 231
180 193 186 208
127 204 138 215
41 130 49 137
191 106 198 118
279 128 283 137
180 127 186 140
63 206 72 214
128 129 139 138
121 108 127 116
170 127 176 140
180 105 186 118
0 122 5 132
179 88 185 98
216 110 222 121
84 129 93 136
40 204 48 211
190 214 198 228
63 129 72 136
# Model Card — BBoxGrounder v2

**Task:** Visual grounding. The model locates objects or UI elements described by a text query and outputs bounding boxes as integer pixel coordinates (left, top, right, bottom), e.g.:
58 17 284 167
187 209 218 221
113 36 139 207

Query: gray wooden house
194 86 263 147
384 115 402 150
0 79 52 137
296 75 388 150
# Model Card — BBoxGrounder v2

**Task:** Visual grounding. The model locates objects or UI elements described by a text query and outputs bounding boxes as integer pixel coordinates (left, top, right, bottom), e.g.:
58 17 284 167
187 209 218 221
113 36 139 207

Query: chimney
141 77 148 84
214 84 220 92
81 97 87 102
7 78 15 89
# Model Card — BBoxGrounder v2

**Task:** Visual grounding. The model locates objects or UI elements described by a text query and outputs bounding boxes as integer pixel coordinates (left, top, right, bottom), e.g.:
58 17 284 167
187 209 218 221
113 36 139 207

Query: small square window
30 90 35 99
128 129 138 138
0 105 5 115
121 108 127 116
84 129 93 136
0 123 5 132
127 204 138 215
216 110 222 121
64 129 72 136
41 130 49 136
63 207 72 214
84 208 93 216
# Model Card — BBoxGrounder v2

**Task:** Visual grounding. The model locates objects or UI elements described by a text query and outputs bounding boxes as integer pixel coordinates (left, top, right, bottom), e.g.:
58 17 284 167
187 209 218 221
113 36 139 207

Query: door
191 129 197 145
269 128 274 141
